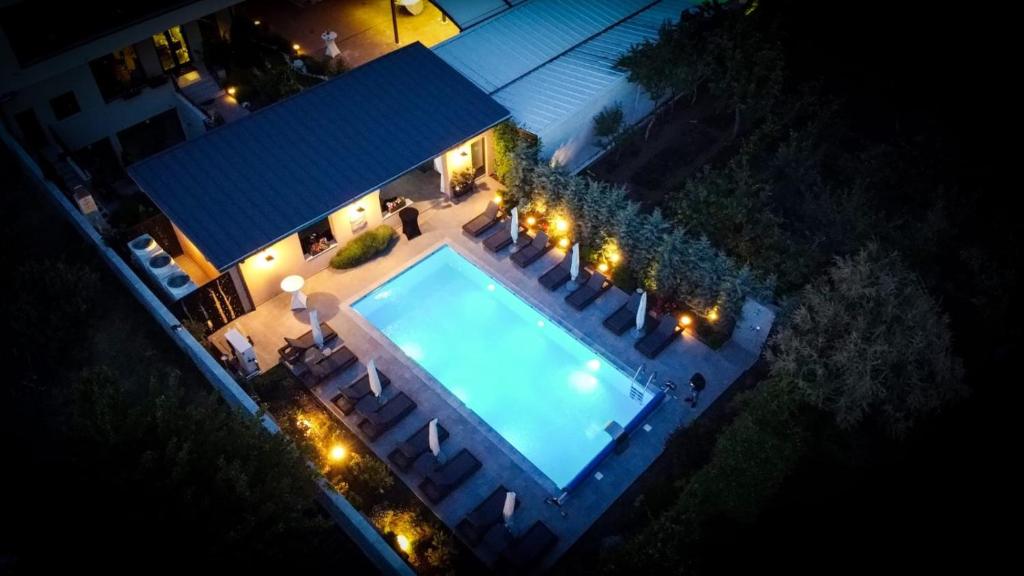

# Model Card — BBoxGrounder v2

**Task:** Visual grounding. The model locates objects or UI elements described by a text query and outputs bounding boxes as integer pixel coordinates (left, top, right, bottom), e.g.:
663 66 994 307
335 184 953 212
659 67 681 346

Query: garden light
328 444 346 462
708 308 719 322
396 534 411 553
494 194 502 205
598 262 609 273
609 252 621 264
526 216 537 226
559 238 569 248
227 86 237 96
253 19 261 26
679 313 693 327
292 43 301 52
555 217 568 232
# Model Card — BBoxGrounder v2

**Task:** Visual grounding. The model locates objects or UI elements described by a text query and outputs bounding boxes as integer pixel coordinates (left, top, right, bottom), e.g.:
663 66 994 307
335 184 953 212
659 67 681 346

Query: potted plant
450 169 475 198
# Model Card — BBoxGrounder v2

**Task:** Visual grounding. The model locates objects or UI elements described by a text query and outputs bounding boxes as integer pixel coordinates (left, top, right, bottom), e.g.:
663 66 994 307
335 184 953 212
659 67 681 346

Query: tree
593 103 625 149
768 246 966 437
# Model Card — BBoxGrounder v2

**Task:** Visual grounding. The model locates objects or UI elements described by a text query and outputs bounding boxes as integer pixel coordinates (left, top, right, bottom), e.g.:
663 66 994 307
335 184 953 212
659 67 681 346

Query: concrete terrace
213 183 774 569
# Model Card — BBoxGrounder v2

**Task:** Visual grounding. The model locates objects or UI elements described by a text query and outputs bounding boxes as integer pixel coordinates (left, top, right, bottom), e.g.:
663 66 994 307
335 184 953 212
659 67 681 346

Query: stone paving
213 181 775 570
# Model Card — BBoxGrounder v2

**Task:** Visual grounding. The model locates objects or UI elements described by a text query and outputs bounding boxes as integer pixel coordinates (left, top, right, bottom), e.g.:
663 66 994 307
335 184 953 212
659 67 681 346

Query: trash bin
399 206 421 240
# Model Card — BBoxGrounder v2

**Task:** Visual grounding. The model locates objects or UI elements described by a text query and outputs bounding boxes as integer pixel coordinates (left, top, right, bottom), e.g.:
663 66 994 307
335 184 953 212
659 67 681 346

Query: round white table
280 275 308 311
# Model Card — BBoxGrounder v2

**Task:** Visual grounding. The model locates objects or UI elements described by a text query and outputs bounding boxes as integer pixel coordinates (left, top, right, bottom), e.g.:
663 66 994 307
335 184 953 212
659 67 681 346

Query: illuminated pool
352 245 659 490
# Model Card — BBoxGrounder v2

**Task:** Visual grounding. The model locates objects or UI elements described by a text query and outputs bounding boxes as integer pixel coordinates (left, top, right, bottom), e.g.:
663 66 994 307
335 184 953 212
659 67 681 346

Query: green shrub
330 225 397 269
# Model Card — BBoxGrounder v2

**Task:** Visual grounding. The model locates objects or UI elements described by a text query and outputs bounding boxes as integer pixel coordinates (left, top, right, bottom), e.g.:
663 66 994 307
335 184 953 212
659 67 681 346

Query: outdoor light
598 262 609 273
328 444 347 462
559 238 569 248
609 252 621 264
494 194 502 204
253 19 261 26
679 313 693 327
396 534 411 553
708 308 719 322
526 216 537 226
292 43 301 52
227 86 237 96
555 218 568 232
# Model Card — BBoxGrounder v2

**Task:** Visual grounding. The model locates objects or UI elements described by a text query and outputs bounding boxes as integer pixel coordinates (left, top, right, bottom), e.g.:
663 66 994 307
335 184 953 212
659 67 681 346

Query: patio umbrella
570 242 581 284
510 207 520 251
635 290 648 335
428 418 441 458
368 359 383 401
503 491 517 527
309 309 324 349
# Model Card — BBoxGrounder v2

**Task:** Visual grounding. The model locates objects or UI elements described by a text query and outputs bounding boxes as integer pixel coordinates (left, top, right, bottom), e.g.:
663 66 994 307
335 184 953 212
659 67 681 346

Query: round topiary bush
329 225 397 269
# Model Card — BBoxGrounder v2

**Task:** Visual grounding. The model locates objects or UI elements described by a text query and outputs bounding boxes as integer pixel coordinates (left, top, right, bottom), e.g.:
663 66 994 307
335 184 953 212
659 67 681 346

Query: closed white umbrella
368 359 383 402
570 242 581 284
309 309 324 349
635 290 648 334
321 30 341 59
428 418 441 457
510 207 520 251
503 491 517 527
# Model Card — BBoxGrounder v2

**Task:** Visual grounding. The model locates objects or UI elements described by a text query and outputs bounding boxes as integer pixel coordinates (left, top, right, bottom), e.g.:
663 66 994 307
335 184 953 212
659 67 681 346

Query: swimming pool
352 245 660 490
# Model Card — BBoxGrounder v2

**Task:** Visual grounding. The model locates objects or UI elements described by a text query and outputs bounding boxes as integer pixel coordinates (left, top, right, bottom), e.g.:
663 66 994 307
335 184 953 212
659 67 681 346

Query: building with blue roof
129 42 509 305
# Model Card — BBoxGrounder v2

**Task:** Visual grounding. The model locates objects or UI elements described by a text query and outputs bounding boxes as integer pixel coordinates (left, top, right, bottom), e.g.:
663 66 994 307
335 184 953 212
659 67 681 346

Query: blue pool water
352 245 657 489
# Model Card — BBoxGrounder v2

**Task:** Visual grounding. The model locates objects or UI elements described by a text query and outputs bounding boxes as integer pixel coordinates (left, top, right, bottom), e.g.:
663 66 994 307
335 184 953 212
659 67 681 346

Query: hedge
329 225 397 269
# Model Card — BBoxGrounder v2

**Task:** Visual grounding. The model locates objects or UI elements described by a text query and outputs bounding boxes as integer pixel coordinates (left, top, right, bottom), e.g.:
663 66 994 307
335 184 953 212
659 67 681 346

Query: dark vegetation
0 153 374 573
553 1 1013 574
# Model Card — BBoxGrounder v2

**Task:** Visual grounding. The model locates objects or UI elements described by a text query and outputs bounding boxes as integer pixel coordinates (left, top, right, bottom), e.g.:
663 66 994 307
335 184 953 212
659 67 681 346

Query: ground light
396 534 411 553
598 262 609 273
526 216 537 226
328 444 346 462
559 238 570 248
679 313 693 328
292 43 301 53
494 194 502 205
227 86 237 96
708 307 719 322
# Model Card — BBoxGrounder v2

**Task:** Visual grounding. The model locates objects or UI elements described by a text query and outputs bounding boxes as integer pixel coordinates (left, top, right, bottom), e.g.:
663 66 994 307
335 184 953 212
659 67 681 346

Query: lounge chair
500 521 558 569
277 322 338 363
510 231 552 268
419 449 482 504
456 486 519 546
288 345 358 387
484 220 529 253
331 369 392 415
634 315 681 358
537 251 592 291
387 420 450 471
358 392 417 441
603 291 655 335
462 201 501 237
565 272 611 310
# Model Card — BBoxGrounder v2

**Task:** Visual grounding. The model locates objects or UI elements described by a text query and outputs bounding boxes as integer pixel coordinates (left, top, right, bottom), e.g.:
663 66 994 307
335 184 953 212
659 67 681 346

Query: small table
281 275 307 311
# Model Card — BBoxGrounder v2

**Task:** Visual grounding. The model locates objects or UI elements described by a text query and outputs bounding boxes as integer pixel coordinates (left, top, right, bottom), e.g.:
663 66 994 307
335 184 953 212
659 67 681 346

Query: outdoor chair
388 420 450 471
456 486 519 547
603 291 656 335
419 449 482 504
277 322 338 364
358 392 417 440
288 345 357 387
483 220 529 253
499 521 558 569
462 201 501 236
331 369 392 415
510 231 552 267
634 315 681 358
565 272 611 310
538 251 591 291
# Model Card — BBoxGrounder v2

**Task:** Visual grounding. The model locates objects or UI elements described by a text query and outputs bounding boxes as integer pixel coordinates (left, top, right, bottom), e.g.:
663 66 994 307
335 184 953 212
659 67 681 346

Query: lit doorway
470 137 485 179
152 26 192 75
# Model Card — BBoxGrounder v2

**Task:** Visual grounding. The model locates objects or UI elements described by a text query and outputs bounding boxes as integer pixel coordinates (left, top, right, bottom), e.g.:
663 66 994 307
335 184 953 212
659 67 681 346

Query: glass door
152 26 192 74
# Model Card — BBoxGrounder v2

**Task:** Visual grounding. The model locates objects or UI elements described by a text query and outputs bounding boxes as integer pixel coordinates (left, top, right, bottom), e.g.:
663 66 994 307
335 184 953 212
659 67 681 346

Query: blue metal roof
433 0 657 94
129 43 509 271
429 0 518 30
493 0 692 134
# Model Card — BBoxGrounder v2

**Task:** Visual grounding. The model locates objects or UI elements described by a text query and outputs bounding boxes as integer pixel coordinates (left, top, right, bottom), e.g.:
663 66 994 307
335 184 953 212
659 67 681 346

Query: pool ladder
630 364 655 403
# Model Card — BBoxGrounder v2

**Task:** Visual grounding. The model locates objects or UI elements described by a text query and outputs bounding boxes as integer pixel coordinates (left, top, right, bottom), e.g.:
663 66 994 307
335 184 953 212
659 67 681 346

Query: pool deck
213 182 775 570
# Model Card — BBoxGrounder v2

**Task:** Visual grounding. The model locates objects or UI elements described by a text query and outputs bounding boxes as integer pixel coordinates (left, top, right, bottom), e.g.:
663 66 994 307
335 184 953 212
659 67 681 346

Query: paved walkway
213 182 774 570
242 0 459 69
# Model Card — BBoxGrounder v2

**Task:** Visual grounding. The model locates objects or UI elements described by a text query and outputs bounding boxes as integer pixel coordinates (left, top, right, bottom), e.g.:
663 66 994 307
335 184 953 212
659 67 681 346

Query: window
89 45 146 102
152 26 191 73
298 218 336 259
49 91 80 120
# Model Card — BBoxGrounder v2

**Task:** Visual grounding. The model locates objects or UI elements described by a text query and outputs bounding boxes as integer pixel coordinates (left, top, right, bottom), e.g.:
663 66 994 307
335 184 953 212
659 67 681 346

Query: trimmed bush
329 225 397 269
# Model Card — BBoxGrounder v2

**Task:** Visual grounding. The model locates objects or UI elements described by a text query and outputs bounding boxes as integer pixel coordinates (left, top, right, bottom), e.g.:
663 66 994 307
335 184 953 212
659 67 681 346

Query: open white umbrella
368 359 383 402
503 491 517 527
428 418 442 459
309 309 324 349
635 290 648 334
570 242 581 284
510 207 520 251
